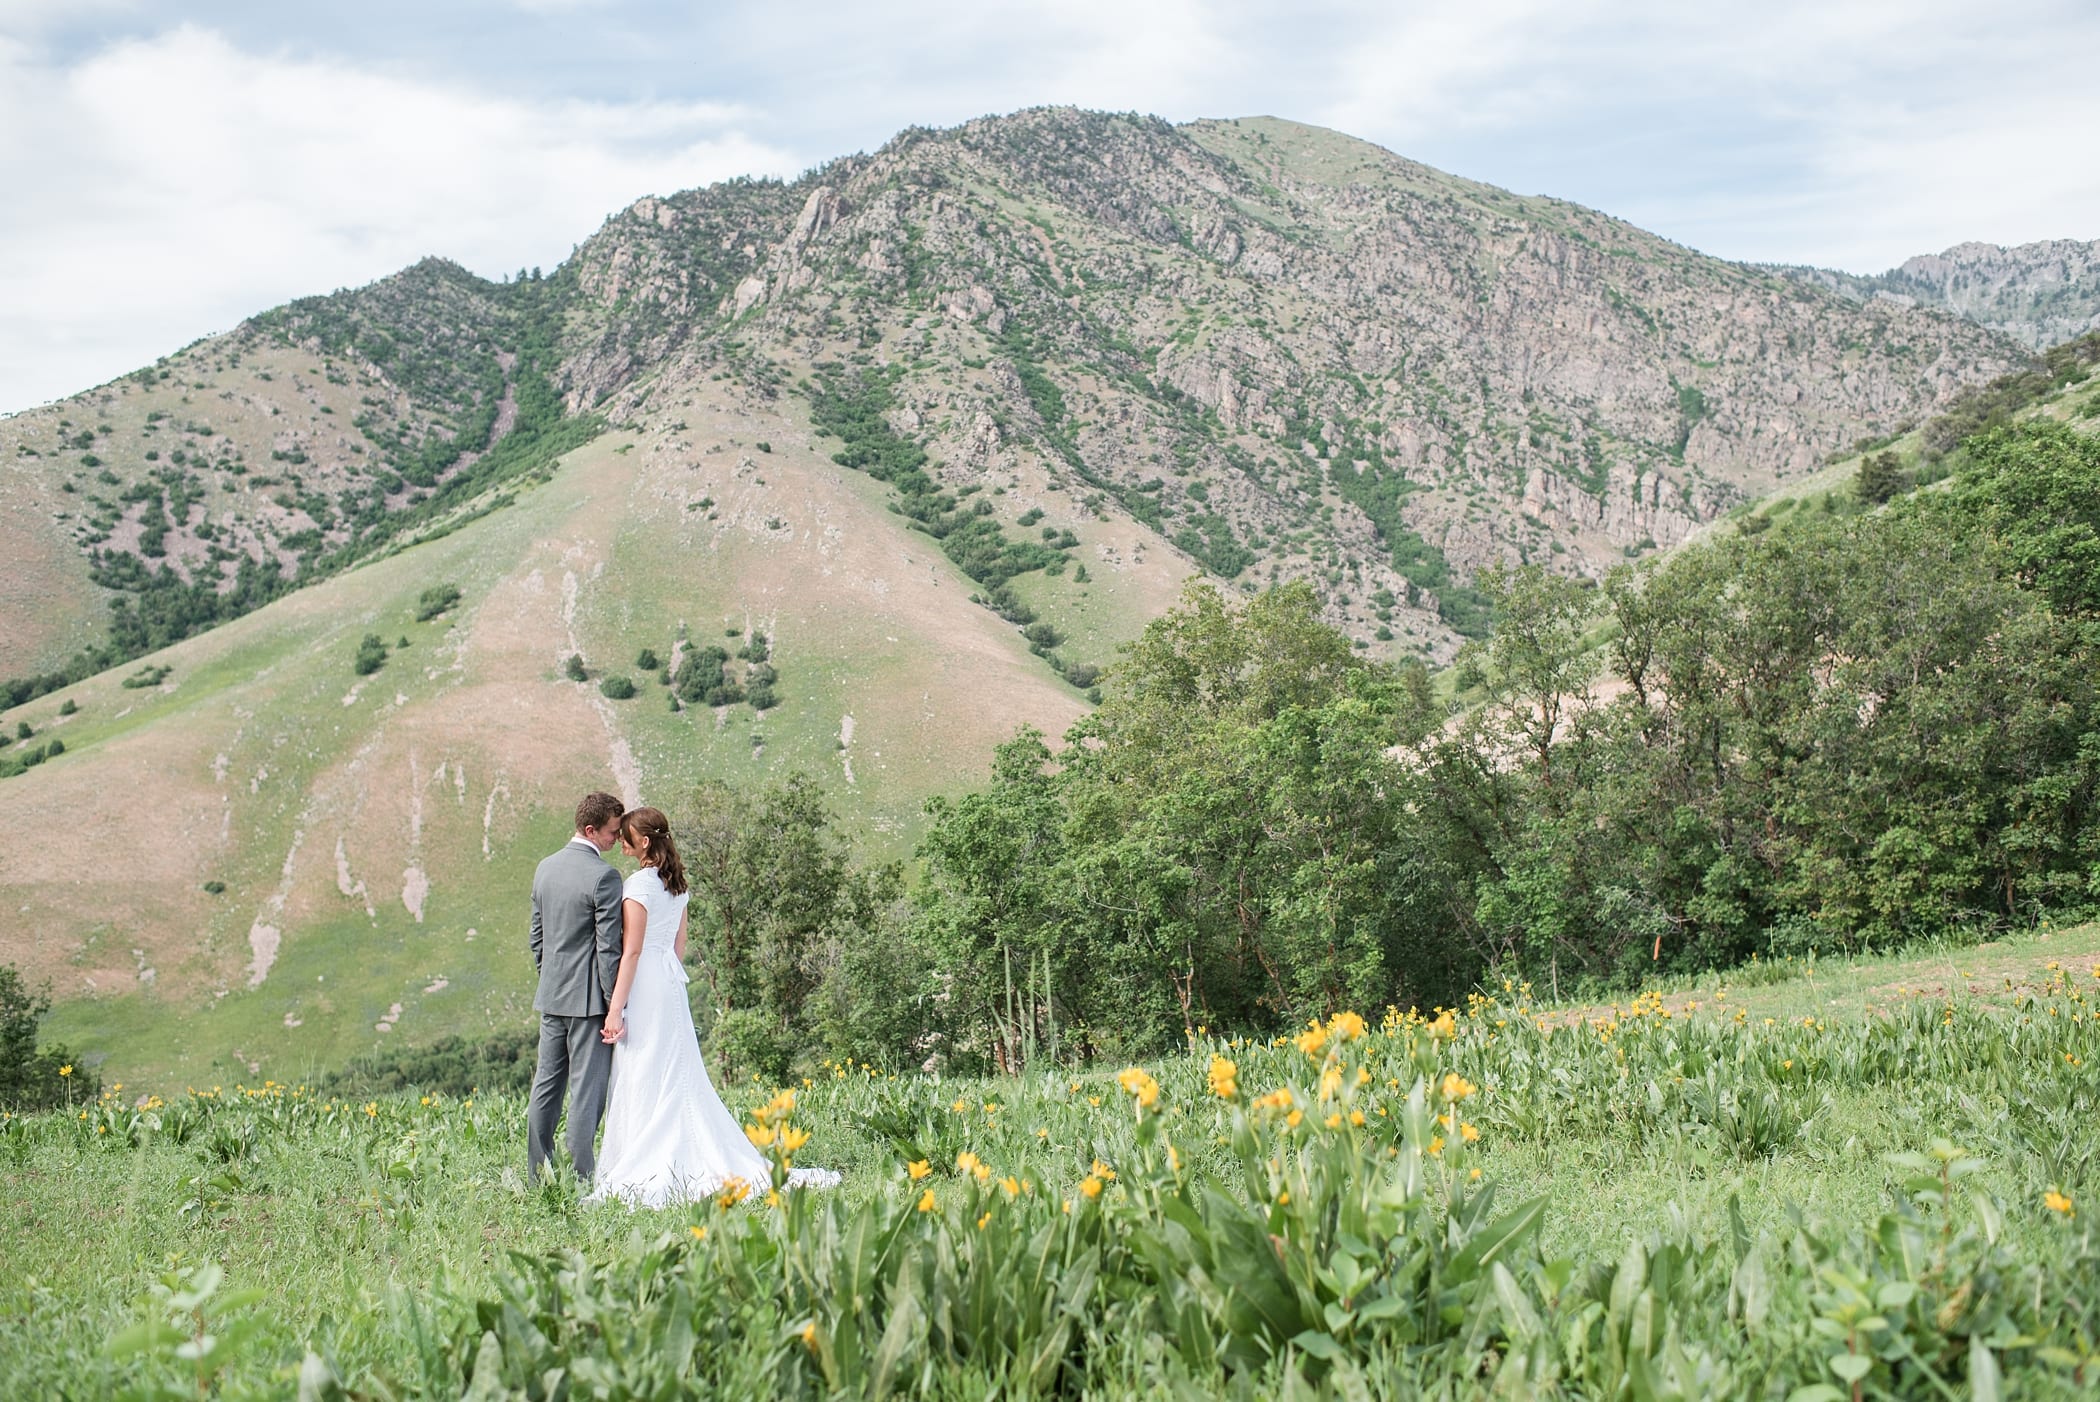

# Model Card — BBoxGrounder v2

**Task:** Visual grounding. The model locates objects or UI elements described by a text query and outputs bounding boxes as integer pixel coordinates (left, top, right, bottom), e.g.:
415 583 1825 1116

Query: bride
586 806 839 1207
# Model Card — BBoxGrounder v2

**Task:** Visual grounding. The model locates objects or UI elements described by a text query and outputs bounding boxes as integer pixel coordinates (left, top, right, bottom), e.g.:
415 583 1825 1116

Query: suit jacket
530 839 624 1017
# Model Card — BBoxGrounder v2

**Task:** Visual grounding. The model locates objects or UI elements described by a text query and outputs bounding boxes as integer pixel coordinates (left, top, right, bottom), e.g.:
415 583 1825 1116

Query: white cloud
5 3 2100 414
1308 0 2100 269
0 26 798 413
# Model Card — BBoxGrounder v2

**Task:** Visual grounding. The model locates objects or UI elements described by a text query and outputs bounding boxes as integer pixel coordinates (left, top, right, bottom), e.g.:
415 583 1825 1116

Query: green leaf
1787 1387 1846 1402
103 1320 185 1358
1829 1353 1872 1383
1969 1338 2002 1402
1291 1330 1346 1361
1446 1195 1547 1282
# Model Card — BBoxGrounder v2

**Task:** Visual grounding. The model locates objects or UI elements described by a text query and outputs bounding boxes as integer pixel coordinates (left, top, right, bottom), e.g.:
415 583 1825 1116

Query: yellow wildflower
2045 1190 2074 1217
58 1065 72 1077
689 1226 708 1241
999 1176 1022 1198
717 1177 751 1208
1440 1073 1476 1102
1079 1175 1104 1199
1115 1066 1160 1110
906 1159 932 1181
1460 1122 1480 1143
1208 1056 1238 1099
917 1189 937 1213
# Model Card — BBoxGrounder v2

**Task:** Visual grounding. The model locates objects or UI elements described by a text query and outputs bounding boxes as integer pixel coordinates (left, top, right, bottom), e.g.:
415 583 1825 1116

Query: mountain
0 108 2037 1087
1778 238 2100 351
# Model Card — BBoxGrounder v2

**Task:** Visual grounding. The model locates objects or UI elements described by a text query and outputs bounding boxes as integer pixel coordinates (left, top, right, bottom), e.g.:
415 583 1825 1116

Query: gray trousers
527 1012 613 1183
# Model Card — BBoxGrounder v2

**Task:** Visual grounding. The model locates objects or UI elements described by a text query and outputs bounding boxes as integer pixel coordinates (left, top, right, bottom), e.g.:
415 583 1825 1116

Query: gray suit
526 837 624 1181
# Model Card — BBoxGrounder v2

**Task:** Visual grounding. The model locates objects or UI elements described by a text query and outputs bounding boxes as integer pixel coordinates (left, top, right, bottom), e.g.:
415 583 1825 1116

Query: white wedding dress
587 866 839 1207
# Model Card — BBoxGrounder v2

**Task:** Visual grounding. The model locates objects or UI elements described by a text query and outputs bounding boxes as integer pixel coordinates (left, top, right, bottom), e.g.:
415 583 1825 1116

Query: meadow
3 928 2095 1399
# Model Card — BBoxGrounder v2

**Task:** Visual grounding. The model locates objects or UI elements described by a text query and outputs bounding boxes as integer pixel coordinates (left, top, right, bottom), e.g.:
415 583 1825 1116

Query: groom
526 791 626 1183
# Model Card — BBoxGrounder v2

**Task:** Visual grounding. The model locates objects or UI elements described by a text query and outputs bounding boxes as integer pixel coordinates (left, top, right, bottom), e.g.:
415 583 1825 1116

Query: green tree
1856 449 1909 504
0 964 98 1111
353 634 388 676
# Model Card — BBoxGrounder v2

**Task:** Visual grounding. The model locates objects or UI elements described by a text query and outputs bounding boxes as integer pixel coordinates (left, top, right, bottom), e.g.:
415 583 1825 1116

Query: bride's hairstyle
619 807 688 895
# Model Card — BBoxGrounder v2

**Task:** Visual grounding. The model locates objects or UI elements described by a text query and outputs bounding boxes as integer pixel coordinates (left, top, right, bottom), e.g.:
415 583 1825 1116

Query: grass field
3 925 2095 1397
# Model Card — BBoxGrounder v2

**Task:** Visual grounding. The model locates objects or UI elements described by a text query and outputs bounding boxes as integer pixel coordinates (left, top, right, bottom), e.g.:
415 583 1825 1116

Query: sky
3 0 2097 415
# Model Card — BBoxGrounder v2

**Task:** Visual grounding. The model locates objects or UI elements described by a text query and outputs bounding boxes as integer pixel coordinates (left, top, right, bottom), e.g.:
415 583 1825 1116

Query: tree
0 964 98 1110
1856 449 1909 505
353 634 388 676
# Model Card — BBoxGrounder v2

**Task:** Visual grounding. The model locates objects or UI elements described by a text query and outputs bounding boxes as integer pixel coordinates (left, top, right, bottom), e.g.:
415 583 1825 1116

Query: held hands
602 1009 626 1044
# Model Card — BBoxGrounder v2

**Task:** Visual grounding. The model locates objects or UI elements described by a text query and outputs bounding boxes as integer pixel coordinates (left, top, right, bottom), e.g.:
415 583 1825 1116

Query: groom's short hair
574 792 625 834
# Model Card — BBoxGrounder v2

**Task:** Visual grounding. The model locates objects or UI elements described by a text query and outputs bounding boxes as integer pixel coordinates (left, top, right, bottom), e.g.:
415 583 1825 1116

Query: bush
702 1007 790 1085
635 648 660 672
563 654 587 683
746 681 778 711
413 583 462 622
599 676 637 700
353 634 388 676
317 1030 536 1099
0 964 97 1111
58 699 77 716
1857 450 1910 504
202 881 227 894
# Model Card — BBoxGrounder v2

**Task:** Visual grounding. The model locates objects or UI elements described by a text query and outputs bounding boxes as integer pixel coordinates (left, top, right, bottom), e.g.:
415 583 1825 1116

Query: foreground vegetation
3 934 2095 1397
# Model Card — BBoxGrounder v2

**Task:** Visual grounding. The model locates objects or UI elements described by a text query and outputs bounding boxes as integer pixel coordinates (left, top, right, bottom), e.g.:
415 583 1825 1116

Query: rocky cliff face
0 109 2034 674
553 110 2024 655
1779 238 2100 352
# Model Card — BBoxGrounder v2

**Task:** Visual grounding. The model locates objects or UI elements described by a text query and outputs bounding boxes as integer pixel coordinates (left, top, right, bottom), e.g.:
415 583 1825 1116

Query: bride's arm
600 897 648 1043
674 905 688 964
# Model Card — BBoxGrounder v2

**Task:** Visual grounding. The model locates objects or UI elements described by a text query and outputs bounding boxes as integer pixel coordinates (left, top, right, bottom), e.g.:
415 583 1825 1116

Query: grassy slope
1 922 2089 1392
5 364 1176 1092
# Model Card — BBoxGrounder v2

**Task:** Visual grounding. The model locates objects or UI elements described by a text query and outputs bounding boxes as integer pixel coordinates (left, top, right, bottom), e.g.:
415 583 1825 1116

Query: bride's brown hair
619 807 688 895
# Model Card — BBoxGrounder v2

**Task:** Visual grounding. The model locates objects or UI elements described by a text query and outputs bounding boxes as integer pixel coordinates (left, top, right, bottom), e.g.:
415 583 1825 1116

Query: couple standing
526 791 837 1206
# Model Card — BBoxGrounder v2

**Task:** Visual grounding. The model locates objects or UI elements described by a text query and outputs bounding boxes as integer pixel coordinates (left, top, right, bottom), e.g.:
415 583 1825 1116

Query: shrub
702 1007 790 1085
58 700 77 716
599 676 637 700
0 964 97 1111
746 681 778 711
563 654 587 683
317 1030 536 1098
202 881 226 894
413 584 462 622
353 634 388 676
635 648 660 672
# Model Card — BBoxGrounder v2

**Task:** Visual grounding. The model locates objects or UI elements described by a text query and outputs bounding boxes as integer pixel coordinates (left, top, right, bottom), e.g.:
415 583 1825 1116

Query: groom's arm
529 872 544 973
592 864 623 1003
